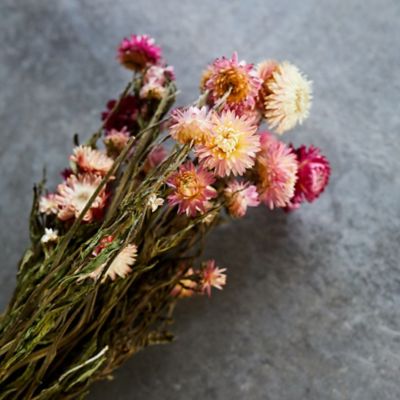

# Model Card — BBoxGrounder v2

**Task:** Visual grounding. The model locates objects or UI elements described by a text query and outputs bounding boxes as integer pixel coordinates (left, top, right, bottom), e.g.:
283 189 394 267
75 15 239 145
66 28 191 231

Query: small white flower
41 228 59 244
147 193 164 212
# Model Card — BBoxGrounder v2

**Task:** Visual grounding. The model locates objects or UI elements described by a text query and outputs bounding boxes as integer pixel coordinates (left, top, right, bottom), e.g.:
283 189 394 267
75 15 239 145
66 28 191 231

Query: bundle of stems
0 81 215 399
0 34 331 399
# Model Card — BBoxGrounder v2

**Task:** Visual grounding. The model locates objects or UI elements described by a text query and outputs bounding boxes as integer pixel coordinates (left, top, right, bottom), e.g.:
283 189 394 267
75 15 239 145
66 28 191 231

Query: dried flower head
286 145 331 210
143 145 167 173
102 95 139 133
40 228 59 244
204 52 261 114
224 180 260 218
147 193 164 212
70 146 114 176
196 111 260 177
86 243 138 282
167 161 217 217
169 106 212 145
39 194 59 215
104 127 130 156
256 132 298 209
263 62 312 134
201 260 227 297
118 34 161 71
55 174 108 222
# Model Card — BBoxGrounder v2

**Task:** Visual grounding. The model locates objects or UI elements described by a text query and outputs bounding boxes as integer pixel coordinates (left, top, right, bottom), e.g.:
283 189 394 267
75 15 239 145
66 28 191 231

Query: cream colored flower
85 244 138 282
40 228 59 244
147 193 164 212
263 62 312 134
39 194 59 215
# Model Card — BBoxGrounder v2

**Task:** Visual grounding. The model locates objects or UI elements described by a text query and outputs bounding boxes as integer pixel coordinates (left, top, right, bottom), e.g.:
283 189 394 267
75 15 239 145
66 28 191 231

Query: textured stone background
1 1 400 399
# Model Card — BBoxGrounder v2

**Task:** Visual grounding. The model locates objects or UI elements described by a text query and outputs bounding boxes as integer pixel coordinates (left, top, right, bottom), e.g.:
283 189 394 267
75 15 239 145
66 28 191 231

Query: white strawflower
264 62 312 134
40 228 59 244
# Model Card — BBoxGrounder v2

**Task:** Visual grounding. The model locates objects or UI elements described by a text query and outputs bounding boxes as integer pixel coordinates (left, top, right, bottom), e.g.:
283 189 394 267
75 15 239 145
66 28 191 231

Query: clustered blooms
37 33 331 300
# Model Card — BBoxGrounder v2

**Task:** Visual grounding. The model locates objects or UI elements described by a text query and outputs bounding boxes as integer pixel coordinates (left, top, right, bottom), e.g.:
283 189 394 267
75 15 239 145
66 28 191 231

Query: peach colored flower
169 106 212 145
204 52 261 114
55 174 108 222
196 111 260 177
201 260 227 297
256 132 298 209
167 161 217 217
224 180 260 218
70 145 114 176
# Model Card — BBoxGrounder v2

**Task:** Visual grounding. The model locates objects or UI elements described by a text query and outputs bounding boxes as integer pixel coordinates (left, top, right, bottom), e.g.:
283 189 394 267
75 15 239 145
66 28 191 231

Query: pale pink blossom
224 180 260 218
256 132 298 209
55 174 108 222
70 145 114 176
195 111 260 177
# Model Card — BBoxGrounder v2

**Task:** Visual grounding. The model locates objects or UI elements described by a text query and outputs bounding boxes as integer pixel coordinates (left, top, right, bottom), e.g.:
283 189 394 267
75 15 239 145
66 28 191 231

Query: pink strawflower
286 145 331 210
196 111 260 177
169 106 213 145
55 174 108 222
143 145 167 173
117 34 162 71
256 132 298 209
201 260 227 297
171 267 198 298
167 161 217 217
204 52 261 114
224 180 260 218
104 127 130 156
140 64 175 99
39 193 59 215
70 145 114 176
102 95 139 133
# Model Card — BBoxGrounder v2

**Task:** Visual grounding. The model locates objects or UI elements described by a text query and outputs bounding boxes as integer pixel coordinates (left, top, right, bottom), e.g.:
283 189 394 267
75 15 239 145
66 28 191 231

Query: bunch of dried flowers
0 34 330 399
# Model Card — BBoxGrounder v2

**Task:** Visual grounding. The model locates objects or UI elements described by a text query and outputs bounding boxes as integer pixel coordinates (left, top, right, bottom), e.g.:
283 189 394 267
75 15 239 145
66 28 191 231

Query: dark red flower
101 95 139 133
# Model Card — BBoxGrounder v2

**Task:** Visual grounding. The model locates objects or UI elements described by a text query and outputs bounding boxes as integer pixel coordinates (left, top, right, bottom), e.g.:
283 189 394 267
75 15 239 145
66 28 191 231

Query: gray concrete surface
1 1 400 399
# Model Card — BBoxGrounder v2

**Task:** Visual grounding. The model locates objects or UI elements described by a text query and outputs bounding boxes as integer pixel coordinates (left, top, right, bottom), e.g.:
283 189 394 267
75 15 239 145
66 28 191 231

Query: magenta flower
118 34 162 71
286 145 331 210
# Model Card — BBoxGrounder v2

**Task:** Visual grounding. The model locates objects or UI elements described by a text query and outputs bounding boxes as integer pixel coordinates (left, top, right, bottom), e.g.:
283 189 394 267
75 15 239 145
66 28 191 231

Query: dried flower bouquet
0 34 331 399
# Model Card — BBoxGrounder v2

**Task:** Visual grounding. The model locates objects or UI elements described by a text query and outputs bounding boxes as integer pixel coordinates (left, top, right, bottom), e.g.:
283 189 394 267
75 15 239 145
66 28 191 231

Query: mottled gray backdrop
1 1 399 399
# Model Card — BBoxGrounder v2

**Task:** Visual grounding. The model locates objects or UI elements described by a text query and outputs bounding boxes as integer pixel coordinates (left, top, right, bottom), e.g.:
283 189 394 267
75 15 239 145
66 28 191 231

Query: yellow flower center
178 172 201 198
213 125 239 157
214 67 250 103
